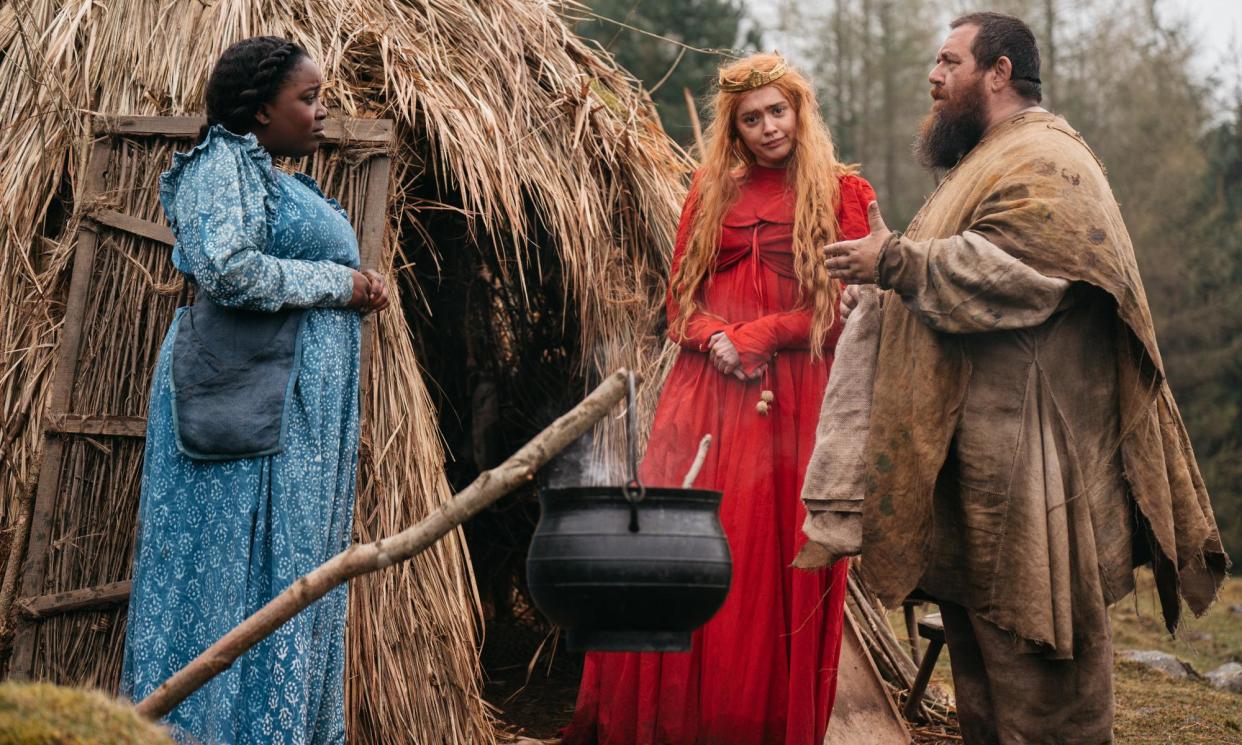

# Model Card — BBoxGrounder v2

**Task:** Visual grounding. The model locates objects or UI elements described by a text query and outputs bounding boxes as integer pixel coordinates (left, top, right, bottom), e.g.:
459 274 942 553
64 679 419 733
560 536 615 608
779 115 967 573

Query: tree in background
756 0 941 225
570 0 759 147
573 0 1240 553
1166 86 1242 554
764 0 1241 553
1024 1 1242 554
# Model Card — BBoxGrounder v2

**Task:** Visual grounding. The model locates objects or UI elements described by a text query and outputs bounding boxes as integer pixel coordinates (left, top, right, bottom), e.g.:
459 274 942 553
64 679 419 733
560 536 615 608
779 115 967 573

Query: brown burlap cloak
848 112 1228 631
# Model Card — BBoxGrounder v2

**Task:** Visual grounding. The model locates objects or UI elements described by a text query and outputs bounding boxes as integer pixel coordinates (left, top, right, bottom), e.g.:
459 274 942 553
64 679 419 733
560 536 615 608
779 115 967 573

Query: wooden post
135 369 635 720
355 152 391 429
903 603 920 665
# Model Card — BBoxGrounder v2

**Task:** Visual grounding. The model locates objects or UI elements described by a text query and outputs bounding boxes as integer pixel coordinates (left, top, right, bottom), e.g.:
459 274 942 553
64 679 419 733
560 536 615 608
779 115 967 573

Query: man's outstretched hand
824 201 891 285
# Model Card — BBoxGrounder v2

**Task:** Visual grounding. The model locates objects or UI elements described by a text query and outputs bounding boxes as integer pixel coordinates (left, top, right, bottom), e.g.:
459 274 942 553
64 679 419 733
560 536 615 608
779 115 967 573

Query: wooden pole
684 87 704 158
135 369 635 720
0 475 37 634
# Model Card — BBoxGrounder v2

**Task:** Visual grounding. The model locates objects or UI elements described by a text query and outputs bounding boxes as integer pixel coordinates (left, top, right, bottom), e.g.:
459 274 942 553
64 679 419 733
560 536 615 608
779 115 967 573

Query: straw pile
0 0 691 742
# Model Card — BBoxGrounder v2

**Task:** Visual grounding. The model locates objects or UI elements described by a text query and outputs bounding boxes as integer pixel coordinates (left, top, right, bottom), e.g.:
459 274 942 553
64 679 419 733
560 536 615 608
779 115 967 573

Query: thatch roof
0 0 691 741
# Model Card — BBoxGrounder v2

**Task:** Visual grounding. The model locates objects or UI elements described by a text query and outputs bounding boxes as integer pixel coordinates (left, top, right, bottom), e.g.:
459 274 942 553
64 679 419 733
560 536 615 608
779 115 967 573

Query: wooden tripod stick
135 368 637 720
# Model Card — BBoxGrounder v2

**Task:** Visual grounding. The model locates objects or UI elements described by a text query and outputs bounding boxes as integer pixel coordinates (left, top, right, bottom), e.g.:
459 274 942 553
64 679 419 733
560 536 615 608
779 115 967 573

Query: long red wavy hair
672 53 855 357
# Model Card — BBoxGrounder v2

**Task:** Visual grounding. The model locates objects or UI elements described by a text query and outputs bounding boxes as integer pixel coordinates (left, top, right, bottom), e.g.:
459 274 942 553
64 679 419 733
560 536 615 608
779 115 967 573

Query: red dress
564 166 877 745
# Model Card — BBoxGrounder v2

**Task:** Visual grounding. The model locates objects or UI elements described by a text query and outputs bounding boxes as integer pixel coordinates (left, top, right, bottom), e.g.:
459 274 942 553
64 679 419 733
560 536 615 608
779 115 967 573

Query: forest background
570 0 1242 557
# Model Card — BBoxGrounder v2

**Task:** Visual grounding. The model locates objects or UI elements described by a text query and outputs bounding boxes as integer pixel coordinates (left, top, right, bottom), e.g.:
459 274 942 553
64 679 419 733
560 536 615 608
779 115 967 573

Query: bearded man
800 11 1229 744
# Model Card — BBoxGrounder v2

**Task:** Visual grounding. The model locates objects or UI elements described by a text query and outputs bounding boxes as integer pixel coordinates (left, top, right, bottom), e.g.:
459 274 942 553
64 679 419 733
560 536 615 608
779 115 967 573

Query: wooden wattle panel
10 137 115 679
9 117 393 685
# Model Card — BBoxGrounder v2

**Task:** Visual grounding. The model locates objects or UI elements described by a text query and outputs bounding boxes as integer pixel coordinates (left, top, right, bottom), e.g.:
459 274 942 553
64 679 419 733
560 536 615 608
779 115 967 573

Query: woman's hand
839 284 861 321
348 270 371 310
347 270 391 313
708 332 740 376
709 332 767 381
362 269 390 313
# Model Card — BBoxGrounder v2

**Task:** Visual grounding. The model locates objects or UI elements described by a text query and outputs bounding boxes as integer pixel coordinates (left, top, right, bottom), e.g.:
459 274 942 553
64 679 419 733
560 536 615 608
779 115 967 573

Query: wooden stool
901 600 922 664
902 611 945 721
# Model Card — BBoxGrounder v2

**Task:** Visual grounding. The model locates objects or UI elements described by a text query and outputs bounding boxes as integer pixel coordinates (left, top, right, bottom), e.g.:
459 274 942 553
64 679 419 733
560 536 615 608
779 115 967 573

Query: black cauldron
526 373 732 652
527 485 731 652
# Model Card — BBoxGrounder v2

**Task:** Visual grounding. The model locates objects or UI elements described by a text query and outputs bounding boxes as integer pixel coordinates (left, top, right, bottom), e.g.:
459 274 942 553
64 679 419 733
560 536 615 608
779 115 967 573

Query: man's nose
928 64 944 86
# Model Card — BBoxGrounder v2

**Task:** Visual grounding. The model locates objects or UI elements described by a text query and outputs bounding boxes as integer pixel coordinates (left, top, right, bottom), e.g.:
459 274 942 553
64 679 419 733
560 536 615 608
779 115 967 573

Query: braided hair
200 36 308 141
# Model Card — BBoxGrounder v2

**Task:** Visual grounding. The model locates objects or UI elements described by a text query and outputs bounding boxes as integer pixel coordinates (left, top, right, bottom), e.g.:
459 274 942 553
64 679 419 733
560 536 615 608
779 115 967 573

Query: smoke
542 429 616 488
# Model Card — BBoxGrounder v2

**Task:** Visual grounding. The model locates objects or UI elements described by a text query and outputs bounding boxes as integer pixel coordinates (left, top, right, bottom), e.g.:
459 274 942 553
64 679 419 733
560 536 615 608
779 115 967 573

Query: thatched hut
0 0 691 741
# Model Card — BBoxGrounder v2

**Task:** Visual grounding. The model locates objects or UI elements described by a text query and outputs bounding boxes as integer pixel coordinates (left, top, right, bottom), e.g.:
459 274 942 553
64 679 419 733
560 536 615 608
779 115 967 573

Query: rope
577 8 742 60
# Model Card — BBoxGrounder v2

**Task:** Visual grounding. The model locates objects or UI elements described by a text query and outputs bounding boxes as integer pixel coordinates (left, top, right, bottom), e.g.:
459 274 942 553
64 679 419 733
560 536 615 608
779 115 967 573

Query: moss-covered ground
0 682 174 745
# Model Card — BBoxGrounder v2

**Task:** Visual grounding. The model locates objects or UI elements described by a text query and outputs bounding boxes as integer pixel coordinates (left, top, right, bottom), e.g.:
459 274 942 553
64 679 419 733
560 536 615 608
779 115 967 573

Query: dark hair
200 36 308 140
951 12 1042 103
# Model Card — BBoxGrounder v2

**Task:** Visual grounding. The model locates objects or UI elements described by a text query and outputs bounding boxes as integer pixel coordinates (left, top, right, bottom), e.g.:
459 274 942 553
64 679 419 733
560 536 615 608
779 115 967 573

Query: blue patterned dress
122 125 361 745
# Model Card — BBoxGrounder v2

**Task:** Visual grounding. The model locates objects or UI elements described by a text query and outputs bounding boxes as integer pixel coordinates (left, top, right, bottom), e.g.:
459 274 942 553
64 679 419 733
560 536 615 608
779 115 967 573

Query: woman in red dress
563 53 877 745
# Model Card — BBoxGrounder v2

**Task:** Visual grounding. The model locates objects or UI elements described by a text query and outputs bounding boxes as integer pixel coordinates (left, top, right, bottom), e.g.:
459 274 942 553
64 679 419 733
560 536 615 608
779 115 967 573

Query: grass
1111 570 1242 675
891 570 1241 744
1113 662 1242 744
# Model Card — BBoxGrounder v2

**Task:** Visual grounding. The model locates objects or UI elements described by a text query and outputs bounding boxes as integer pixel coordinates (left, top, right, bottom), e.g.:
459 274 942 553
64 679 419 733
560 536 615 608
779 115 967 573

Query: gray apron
170 295 306 460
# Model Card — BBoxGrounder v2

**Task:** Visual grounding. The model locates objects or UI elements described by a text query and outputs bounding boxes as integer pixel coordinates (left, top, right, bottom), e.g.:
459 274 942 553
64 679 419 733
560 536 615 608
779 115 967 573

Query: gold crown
718 61 788 93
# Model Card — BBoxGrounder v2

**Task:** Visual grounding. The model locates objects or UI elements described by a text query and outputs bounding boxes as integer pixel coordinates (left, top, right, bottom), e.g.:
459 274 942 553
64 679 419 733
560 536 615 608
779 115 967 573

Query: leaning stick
680 434 712 488
135 369 636 720
684 87 705 158
0 475 37 634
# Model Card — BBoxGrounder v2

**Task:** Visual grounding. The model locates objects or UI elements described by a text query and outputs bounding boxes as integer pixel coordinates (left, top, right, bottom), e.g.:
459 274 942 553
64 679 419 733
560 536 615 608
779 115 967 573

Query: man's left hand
824 201 891 285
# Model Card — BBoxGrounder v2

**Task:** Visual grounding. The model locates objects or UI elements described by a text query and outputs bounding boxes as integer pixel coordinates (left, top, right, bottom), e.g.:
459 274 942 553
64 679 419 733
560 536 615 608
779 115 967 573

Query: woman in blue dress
121 37 388 744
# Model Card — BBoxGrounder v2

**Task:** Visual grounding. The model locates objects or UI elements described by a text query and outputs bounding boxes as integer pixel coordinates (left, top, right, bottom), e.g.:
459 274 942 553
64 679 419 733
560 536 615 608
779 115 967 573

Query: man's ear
254 103 272 128
992 56 1014 92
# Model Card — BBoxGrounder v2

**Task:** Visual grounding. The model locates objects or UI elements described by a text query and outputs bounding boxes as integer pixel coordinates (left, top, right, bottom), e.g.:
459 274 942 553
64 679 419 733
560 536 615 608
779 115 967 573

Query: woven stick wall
0 0 692 742
17 136 192 688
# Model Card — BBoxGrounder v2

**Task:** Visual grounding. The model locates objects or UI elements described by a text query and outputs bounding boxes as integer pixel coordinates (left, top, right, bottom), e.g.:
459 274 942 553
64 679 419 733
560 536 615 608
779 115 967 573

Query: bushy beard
915 75 988 170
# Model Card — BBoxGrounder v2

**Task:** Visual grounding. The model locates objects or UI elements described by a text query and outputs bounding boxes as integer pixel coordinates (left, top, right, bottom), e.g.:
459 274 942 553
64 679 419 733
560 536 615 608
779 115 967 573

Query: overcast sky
1168 0 1241 71
750 1 1241 70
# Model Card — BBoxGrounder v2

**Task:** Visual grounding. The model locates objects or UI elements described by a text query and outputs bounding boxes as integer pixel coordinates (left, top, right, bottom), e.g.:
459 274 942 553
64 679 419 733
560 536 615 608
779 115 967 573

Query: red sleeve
726 175 878 371
667 173 733 351
729 312 809 371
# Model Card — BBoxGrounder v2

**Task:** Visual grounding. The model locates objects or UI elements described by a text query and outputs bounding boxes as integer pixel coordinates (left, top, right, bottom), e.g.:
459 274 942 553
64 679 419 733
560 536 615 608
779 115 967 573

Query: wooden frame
8 116 394 681
95 116 393 144
9 138 113 677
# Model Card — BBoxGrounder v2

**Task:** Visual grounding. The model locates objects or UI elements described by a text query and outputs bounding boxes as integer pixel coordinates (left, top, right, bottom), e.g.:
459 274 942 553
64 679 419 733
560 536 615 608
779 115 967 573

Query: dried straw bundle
0 0 691 742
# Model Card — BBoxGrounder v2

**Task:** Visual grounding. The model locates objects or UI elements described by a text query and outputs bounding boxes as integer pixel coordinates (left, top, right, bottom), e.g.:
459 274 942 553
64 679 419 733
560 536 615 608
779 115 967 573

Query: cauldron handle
622 369 646 532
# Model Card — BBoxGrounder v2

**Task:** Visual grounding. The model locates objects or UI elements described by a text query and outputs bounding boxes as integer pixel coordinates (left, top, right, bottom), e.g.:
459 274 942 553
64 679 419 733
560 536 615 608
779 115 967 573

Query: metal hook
623 370 646 532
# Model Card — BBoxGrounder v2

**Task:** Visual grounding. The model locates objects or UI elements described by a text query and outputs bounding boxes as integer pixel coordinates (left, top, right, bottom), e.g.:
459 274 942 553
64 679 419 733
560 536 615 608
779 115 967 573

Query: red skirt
562 257 849 745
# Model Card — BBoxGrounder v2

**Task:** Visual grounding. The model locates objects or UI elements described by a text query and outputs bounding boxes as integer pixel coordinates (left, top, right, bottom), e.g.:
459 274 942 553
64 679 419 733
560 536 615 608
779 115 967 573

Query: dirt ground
490 570 1240 744
487 656 581 741
891 570 1242 745
482 613 582 741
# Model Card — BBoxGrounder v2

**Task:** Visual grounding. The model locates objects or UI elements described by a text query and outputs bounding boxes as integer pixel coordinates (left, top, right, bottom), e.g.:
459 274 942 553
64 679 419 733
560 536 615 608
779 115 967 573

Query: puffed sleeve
159 128 355 312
